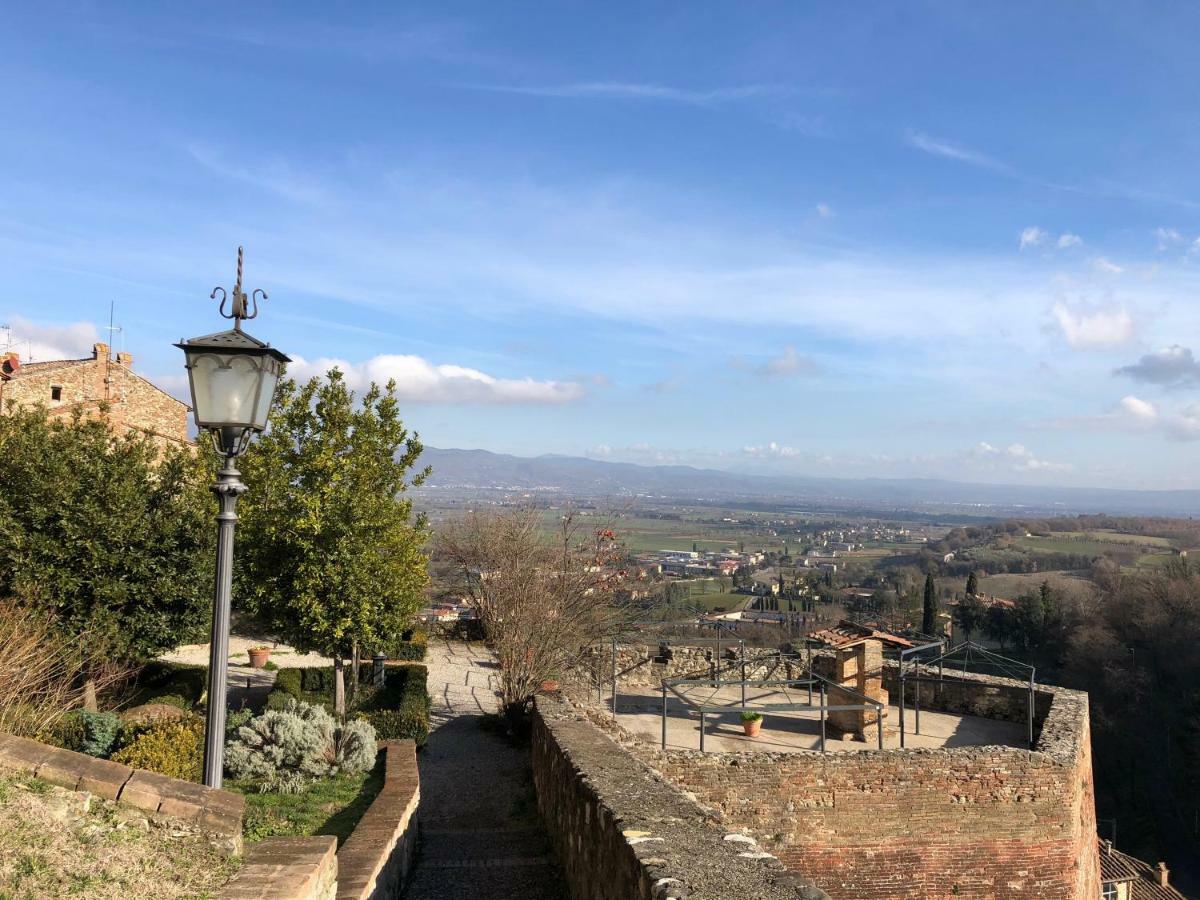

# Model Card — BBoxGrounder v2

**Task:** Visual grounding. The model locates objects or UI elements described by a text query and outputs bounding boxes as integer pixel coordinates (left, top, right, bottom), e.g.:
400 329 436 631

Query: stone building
0 342 190 449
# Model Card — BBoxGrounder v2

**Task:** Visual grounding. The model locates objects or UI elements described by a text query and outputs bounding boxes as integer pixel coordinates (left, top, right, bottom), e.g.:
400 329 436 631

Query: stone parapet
533 695 829 900
335 739 420 900
0 731 245 855
219 836 338 900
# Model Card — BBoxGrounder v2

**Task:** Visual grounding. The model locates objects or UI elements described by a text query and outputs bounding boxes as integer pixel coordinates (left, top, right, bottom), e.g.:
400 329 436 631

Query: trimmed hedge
358 665 429 747
111 716 204 782
131 661 207 709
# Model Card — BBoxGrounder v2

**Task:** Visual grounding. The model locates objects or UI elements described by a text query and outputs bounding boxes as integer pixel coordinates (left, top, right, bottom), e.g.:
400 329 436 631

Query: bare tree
437 508 628 722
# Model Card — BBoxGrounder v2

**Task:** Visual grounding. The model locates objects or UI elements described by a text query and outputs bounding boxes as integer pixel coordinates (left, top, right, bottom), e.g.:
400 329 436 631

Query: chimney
1155 862 1169 887
93 342 109 361
116 351 133 367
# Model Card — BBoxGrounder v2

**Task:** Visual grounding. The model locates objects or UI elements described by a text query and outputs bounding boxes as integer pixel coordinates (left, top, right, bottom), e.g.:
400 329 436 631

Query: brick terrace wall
220 836 338 900
0 731 244 855
335 739 420 900
532 695 830 900
631 678 1101 900
1 344 190 449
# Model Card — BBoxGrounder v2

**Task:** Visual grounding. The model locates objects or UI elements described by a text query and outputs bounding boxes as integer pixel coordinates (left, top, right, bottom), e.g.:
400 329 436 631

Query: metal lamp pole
202 453 248 788
178 247 289 791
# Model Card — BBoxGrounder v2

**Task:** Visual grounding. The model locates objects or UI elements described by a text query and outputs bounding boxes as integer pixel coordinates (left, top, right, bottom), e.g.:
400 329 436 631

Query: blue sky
5 3 1200 489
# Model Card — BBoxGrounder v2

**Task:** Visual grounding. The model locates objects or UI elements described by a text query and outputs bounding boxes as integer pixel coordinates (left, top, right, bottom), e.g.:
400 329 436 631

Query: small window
50 385 62 402
1101 883 1118 900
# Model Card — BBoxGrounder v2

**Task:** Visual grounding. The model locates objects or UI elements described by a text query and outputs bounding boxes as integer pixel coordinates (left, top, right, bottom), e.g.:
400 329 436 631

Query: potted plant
741 711 763 737
248 646 272 668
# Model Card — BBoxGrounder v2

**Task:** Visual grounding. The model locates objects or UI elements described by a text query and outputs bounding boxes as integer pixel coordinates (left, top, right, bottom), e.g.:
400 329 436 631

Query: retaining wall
0 731 244 854
631 677 1101 900
532 695 829 900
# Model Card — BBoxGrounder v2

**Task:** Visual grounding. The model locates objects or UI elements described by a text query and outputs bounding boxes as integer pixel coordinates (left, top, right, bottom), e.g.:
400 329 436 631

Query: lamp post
177 247 289 789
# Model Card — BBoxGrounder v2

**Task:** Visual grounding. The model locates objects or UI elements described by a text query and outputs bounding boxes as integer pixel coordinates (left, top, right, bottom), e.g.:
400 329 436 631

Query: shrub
225 708 254 736
133 662 206 707
335 719 377 774
265 690 295 712
44 710 87 752
224 699 377 791
77 710 121 757
111 716 204 781
358 665 429 746
273 669 302 699
386 638 427 662
299 668 336 695
144 693 191 710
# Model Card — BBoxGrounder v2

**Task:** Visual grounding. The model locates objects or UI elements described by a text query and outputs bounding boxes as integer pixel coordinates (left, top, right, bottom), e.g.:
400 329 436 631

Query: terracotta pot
248 647 271 669
742 718 762 737
539 679 560 693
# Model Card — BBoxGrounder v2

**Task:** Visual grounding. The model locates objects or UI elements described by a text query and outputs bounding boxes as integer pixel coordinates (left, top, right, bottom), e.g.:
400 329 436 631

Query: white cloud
1092 256 1125 274
1051 303 1135 349
742 441 801 459
968 441 1071 473
1057 233 1083 248
3 315 99 363
288 354 585 405
730 345 819 379
1019 226 1047 250
816 202 832 218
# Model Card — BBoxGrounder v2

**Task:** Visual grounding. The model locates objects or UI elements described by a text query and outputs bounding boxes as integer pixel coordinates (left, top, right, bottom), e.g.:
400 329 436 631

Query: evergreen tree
922 572 938 636
965 570 979 597
0 406 211 668
237 370 429 718
954 592 986 642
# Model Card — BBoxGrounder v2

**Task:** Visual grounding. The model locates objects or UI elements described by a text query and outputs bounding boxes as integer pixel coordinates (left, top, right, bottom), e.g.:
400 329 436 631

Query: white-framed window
1101 882 1118 900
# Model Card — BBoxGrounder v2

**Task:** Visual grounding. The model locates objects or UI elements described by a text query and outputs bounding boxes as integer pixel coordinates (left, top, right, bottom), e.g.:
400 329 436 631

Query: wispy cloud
1057 233 1083 248
1092 256 1125 275
473 81 790 106
183 144 328 206
904 130 1013 175
968 441 1071 473
1048 395 1200 442
731 345 819 379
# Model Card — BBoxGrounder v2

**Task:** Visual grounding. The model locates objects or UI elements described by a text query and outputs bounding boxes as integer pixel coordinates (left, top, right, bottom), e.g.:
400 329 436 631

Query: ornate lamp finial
210 246 267 331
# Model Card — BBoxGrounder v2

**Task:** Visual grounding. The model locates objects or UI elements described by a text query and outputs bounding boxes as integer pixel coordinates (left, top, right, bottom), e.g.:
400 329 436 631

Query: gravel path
402 639 567 900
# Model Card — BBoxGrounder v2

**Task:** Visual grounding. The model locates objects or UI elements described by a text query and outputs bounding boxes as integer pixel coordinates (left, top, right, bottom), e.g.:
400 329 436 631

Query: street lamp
177 247 289 789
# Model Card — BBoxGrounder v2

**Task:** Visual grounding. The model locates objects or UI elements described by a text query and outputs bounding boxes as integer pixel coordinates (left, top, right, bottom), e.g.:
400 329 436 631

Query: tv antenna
106 302 124 359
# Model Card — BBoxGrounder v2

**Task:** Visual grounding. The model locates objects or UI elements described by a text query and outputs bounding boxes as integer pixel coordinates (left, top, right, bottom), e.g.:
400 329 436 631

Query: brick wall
0 343 189 449
532 695 830 900
629 678 1101 900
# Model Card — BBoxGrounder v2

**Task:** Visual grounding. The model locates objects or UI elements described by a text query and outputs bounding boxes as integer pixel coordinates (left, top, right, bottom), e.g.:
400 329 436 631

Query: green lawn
234 757 385 845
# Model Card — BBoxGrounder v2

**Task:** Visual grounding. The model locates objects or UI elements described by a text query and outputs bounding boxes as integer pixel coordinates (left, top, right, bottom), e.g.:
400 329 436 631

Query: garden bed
235 754 385 845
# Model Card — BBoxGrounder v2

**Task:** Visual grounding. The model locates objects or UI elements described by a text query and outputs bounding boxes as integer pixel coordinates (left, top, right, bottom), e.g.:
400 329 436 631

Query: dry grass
0 776 238 899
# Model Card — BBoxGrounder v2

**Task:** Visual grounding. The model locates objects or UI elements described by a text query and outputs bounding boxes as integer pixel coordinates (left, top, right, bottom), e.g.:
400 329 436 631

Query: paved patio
607 683 1028 753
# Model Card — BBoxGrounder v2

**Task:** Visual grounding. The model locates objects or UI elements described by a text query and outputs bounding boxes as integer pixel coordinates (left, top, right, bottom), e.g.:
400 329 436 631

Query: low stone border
533 696 829 900
219 836 339 900
0 731 244 855
335 739 421 900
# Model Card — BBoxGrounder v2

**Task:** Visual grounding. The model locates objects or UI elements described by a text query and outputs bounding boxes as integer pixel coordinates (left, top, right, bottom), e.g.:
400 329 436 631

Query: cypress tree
922 573 938 637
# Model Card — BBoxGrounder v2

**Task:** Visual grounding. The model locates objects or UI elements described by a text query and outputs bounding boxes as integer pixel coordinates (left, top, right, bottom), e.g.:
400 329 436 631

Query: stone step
418 827 552 862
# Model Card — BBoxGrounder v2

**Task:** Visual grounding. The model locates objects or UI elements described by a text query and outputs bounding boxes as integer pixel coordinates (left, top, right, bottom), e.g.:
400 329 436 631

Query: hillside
418 447 1200 517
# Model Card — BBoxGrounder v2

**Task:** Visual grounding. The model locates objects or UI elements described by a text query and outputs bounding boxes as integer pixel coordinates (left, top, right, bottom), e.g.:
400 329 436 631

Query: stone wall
579 643 794 689
335 739 421 900
0 342 190 449
532 695 829 900
0 731 244 855
631 679 1101 900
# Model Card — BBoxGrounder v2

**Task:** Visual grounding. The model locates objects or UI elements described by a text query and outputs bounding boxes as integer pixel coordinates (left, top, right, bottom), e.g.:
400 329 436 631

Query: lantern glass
176 329 290 444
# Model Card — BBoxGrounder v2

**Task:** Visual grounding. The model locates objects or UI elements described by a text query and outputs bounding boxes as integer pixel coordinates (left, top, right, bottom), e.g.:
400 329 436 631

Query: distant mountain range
417 447 1200 518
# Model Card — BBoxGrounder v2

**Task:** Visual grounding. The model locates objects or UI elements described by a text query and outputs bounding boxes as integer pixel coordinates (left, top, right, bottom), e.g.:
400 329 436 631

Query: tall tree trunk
333 655 346 721
82 678 98 713
349 639 360 703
